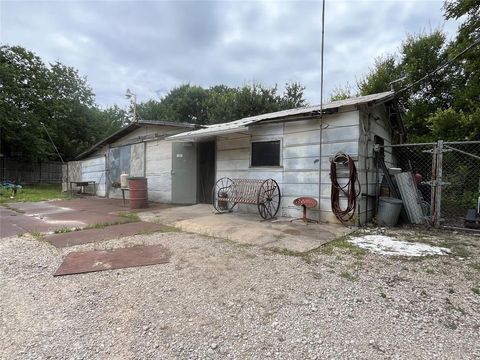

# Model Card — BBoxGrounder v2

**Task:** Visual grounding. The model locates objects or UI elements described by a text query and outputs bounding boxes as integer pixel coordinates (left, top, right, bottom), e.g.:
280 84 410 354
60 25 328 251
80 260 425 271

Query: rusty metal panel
54 245 169 276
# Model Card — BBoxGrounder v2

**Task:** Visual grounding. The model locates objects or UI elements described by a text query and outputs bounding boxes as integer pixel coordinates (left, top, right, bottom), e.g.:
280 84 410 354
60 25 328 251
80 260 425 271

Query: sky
1 0 459 108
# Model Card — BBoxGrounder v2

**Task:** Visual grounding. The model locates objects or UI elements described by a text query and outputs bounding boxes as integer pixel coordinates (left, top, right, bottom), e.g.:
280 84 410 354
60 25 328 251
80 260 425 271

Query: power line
320 0 325 113
40 122 64 164
397 36 480 94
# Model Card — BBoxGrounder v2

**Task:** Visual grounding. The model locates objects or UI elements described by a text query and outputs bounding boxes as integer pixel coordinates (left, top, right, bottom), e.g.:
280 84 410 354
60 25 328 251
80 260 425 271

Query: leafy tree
0 45 51 161
0 45 123 162
444 0 480 113
357 55 401 96
136 82 307 125
331 0 480 142
330 83 354 101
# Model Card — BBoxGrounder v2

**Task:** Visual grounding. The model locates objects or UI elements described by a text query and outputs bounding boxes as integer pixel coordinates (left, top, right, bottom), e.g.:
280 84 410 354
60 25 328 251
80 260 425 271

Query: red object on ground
414 172 423 186
129 177 148 209
46 221 166 248
292 197 318 224
54 244 169 276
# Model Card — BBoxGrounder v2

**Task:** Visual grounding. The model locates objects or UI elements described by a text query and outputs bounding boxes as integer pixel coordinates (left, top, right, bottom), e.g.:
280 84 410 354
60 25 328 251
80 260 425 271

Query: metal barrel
128 177 148 209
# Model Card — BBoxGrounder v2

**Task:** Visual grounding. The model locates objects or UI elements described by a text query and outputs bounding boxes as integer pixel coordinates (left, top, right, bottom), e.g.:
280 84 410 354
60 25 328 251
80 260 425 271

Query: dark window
251 140 280 167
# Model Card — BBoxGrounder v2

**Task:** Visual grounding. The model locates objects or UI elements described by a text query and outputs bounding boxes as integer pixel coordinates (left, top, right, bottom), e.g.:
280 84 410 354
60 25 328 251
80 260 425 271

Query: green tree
136 82 307 125
0 45 121 162
357 55 401 95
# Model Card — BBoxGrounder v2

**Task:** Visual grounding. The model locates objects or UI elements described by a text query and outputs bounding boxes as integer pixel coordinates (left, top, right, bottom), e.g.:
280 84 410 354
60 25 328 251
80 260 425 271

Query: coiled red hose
330 152 361 224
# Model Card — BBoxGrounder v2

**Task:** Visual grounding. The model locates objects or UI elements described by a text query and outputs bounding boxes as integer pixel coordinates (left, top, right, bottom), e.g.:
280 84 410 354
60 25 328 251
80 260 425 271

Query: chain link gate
375 140 480 232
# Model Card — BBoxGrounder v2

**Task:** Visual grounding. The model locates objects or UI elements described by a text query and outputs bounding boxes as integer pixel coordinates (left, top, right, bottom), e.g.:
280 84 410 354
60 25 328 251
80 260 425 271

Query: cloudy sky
2 0 459 108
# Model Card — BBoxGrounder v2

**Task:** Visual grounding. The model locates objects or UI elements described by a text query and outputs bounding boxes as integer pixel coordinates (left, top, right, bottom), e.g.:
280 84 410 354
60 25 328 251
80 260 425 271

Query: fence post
432 140 444 228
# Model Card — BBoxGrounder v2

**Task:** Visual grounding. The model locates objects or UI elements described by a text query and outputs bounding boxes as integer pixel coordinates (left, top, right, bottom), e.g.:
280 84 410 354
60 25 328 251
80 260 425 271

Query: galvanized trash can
128 177 148 209
377 197 403 226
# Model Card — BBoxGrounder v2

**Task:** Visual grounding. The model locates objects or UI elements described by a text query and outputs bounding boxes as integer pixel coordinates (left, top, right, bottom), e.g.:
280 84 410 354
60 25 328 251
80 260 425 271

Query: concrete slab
54 244 169 276
46 222 169 248
1 198 170 238
1 206 60 237
139 204 354 253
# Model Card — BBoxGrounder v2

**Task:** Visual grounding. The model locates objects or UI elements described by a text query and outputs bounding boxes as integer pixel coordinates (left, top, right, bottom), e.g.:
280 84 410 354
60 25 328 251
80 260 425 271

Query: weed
425 268 435 274
420 289 428 297
16 233 24 237
448 288 455 294
340 270 357 281
83 220 126 230
469 262 480 272
269 247 312 263
472 287 480 296
380 291 387 299
320 235 366 257
53 227 79 234
449 244 472 258
137 225 181 235
116 211 140 222
30 231 45 241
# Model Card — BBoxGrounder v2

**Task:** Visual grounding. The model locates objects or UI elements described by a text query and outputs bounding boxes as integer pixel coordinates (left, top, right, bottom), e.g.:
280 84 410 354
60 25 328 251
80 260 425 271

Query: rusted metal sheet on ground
46 221 165 248
54 245 169 276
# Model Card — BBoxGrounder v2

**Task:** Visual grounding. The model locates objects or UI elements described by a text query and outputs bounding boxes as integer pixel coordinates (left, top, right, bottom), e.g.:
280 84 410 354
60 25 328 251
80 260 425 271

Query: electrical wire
397 36 480 94
330 152 361 224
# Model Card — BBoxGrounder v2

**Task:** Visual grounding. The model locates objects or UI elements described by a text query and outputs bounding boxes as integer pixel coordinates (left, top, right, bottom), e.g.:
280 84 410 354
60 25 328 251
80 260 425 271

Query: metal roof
76 120 196 160
167 91 395 141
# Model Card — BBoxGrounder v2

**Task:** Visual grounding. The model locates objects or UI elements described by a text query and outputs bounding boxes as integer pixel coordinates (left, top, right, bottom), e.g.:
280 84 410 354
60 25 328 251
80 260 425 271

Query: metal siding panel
130 143 145 177
81 157 106 196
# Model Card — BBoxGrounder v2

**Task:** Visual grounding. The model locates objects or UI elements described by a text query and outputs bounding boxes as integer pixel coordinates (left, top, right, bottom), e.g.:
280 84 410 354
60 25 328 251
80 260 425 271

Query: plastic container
120 172 129 189
128 177 148 209
377 197 403 226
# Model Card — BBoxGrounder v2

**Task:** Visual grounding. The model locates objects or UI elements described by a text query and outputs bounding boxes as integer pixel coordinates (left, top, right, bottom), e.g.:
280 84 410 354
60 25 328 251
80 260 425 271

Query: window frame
249 139 282 168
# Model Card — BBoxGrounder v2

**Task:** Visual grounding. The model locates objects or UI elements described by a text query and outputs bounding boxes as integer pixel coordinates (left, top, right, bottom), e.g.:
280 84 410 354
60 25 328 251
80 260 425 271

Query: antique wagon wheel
212 177 236 213
257 179 281 219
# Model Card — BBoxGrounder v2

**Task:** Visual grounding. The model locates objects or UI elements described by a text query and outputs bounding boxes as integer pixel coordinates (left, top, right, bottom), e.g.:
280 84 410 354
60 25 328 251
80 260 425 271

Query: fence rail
376 140 480 232
0 157 62 184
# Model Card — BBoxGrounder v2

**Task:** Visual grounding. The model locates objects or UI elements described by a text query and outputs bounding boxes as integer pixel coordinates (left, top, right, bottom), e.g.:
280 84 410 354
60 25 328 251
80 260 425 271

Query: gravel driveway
1 228 479 359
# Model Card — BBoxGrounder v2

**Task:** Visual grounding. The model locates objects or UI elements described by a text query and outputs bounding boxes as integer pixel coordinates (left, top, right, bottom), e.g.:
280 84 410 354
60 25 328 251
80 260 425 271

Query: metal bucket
128 177 148 209
377 197 403 226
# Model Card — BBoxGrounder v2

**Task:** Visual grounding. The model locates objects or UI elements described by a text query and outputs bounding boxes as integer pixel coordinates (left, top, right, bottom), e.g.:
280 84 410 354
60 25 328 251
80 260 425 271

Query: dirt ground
1 225 479 359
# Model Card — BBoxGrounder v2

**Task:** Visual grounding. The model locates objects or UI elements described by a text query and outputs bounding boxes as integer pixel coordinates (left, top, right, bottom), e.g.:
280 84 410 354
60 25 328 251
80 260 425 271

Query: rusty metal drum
128 177 148 209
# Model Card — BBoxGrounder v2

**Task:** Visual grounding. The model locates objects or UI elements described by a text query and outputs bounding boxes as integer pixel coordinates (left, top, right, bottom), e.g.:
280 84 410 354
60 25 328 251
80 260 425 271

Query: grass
116 211 141 222
30 231 45 241
320 234 367 257
472 287 480 296
339 270 357 281
469 262 480 272
269 247 313 263
0 184 68 204
136 225 181 235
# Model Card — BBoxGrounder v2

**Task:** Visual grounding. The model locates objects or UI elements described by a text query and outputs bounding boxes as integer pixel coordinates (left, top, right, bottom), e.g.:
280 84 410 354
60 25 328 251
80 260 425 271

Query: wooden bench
212 177 281 219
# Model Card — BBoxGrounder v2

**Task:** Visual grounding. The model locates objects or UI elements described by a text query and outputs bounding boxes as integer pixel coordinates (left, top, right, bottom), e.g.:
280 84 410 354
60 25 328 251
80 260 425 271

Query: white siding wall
282 119 320 219
81 156 106 196
214 110 362 223
318 111 360 223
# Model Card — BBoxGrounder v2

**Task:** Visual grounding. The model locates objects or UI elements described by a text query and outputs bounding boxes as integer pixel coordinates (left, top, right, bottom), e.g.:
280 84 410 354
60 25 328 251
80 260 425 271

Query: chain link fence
376 140 480 232
440 141 480 229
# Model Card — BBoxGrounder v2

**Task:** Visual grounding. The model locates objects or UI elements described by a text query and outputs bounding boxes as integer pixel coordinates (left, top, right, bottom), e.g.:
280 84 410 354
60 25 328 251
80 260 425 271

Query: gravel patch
1 228 479 359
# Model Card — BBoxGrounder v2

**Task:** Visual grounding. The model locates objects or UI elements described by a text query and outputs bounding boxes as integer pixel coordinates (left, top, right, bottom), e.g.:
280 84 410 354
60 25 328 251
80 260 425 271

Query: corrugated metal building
64 91 404 224
167 91 404 223
63 120 203 203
